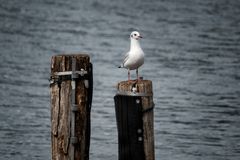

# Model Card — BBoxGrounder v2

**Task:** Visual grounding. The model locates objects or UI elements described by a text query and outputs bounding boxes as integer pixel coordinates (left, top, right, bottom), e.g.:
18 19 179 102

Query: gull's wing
122 51 129 67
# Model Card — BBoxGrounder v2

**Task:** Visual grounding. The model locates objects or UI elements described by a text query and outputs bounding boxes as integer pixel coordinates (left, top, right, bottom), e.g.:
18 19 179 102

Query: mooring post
50 54 93 160
114 80 155 160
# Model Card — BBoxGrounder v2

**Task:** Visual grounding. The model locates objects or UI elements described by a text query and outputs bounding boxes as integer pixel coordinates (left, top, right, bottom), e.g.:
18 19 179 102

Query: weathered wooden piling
114 80 155 160
50 54 92 160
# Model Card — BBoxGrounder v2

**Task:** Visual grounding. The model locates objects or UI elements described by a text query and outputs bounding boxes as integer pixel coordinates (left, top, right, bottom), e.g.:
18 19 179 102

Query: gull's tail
118 64 124 68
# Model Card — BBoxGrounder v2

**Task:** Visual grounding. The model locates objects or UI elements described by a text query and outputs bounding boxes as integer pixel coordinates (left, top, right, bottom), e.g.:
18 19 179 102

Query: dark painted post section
114 80 155 160
50 54 92 160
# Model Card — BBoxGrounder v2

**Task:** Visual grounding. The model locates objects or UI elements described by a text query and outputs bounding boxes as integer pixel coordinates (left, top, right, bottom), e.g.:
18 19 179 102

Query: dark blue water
0 0 240 159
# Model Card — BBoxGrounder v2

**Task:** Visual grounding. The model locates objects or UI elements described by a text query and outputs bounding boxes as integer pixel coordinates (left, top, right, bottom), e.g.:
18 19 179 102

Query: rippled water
0 0 240 159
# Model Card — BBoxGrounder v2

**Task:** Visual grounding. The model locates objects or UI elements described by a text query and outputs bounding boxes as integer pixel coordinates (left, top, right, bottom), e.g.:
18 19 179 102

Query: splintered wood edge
52 53 90 57
117 80 153 94
51 54 90 73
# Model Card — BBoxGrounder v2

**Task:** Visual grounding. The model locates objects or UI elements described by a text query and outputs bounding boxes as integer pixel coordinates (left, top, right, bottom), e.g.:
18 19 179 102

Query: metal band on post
116 91 153 97
49 70 88 87
70 57 77 160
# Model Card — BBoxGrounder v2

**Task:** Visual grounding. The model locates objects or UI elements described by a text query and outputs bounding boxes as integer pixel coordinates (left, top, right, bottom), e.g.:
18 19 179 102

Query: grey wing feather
122 52 129 67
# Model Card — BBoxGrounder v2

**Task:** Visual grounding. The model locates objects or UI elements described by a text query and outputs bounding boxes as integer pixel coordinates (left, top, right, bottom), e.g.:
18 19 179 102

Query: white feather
120 31 144 70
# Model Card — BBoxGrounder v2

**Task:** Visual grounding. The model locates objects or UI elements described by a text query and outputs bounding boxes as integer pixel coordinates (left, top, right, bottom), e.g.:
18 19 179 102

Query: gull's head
130 31 142 40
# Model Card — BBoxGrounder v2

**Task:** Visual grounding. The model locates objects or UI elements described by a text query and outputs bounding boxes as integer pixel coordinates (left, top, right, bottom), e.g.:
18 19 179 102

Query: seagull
119 31 144 81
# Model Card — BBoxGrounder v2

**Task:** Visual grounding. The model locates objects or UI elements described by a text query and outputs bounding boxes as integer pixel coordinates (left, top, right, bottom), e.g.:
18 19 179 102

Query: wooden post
114 80 155 160
50 54 93 160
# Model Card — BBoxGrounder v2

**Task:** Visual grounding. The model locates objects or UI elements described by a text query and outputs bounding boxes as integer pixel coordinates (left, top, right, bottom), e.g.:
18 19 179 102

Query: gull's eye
134 34 137 36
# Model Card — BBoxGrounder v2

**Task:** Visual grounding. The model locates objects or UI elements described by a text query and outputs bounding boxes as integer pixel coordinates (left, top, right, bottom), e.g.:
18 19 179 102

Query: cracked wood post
50 54 92 160
114 80 155 160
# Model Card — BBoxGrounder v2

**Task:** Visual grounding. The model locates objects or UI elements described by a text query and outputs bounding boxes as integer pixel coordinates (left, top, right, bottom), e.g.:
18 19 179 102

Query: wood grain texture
50 54 91 160
117 80 155 160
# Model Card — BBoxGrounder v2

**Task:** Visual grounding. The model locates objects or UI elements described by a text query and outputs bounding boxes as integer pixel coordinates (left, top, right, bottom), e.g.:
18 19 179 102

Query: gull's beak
139 36 143 38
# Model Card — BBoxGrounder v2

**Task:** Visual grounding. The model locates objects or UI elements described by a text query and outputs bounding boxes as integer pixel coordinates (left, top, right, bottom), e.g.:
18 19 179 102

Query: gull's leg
136 68 139 80
128 69 130 81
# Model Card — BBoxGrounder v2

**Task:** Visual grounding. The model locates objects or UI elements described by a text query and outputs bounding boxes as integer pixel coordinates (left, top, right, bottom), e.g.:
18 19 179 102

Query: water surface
0 0 240 159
